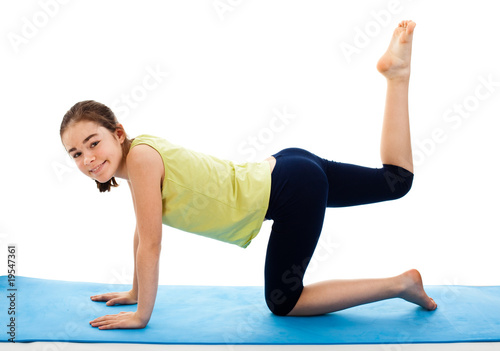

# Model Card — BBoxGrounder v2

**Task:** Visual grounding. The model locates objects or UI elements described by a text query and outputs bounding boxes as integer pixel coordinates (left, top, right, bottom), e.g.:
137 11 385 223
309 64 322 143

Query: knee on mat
383 165 414 199
265 299 291 316
265 289 299 316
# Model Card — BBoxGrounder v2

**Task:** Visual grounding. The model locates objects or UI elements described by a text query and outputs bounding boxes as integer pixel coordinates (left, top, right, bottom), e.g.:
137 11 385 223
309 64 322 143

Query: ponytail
95 177 119 193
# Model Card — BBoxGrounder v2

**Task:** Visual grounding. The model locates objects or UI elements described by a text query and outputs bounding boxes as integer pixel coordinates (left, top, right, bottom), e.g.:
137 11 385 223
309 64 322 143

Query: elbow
138 241 162 256
137 228 162 256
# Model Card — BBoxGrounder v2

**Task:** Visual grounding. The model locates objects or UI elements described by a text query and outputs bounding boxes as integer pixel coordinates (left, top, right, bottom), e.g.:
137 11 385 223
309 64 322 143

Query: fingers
90 293 112 302
91 291 138 307
90 291 137 305
106 298 122 306
90 292 119 302
89 312 131 330
89 312 145 330
98 322 119 330
91 318 119 330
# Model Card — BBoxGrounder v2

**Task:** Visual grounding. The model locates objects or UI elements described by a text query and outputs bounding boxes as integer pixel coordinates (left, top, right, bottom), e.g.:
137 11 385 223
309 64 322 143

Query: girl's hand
90 290 137 306
89 311 147 330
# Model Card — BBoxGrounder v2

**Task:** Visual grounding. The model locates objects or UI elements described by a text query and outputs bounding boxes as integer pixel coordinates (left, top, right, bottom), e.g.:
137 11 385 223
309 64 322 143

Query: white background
0 0 499 291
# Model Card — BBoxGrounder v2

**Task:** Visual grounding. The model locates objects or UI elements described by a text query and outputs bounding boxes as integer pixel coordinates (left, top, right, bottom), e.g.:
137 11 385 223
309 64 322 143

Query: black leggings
263 148 414 316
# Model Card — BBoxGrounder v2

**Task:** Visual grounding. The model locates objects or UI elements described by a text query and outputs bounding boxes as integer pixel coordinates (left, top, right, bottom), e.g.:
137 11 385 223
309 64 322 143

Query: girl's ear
115 123 126 143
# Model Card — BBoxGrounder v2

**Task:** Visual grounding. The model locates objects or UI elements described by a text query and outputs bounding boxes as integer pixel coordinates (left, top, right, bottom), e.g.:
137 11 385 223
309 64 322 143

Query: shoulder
128 143 163 165
127 144 164 183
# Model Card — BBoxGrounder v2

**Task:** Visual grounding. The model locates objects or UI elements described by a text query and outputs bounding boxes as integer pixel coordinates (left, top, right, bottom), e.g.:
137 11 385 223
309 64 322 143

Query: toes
397 20 416 33
423 297 437 311
406 21 416 35
398 20 416 35
429 297 438 310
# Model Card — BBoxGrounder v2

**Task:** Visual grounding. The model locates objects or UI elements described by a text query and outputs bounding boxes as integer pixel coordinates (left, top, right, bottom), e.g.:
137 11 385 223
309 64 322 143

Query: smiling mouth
90 161 106 174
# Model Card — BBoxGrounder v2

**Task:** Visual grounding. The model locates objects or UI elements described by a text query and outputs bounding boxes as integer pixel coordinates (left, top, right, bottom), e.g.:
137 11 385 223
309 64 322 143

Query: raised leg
378 20 416 173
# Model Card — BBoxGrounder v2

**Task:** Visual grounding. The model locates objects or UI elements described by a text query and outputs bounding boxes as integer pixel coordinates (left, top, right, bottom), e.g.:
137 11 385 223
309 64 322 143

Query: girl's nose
84 154 95 166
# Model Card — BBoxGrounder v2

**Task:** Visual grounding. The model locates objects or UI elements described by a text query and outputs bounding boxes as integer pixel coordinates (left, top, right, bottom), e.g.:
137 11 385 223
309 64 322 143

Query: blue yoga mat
1 276 500 344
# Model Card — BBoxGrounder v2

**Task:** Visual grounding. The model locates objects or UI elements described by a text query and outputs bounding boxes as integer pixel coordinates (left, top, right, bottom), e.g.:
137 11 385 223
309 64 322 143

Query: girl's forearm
135 243 161 325
130 227 139 299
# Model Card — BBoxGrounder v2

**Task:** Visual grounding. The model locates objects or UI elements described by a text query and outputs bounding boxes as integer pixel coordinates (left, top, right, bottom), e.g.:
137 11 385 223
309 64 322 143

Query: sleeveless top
130 134 272 248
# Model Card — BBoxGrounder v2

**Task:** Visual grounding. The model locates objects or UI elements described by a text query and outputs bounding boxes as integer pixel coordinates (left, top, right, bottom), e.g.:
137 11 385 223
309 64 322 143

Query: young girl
61 20 436 330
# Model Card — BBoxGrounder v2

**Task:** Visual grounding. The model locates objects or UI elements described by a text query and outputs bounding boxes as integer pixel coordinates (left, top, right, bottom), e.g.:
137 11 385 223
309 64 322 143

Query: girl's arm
90 145 164 329
129 146 164 325
131 225 139 298
129 184 140 300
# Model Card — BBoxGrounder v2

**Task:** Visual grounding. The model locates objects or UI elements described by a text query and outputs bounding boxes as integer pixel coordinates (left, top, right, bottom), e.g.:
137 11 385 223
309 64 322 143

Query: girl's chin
90 172 110 183
94 175 113 183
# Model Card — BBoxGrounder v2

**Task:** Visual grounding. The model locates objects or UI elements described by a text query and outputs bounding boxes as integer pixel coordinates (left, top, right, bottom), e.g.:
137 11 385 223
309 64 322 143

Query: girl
61 20 436 330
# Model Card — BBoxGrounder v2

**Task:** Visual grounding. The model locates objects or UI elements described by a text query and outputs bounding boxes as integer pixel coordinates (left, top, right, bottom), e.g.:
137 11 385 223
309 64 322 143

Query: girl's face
62 120 126 183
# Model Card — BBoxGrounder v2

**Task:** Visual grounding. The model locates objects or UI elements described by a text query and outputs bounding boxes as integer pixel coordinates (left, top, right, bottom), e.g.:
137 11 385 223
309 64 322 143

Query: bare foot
398 269 437 311
377 20 416 80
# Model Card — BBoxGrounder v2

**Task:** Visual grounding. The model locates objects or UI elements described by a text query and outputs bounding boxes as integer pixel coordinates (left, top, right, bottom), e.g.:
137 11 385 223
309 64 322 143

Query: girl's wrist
129 289 138 300
132 311 149 328
135 307 152 325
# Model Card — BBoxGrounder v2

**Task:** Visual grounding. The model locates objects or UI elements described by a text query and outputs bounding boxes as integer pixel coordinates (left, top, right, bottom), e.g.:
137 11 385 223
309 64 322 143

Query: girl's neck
115 138 134 180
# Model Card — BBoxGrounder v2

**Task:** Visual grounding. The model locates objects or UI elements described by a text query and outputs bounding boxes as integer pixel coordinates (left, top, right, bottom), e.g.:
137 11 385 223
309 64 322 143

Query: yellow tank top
130 134 272 248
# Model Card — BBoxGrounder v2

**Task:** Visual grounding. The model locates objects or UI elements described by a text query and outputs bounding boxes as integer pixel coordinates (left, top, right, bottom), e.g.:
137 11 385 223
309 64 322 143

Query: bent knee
383 164 414 199
265 287 302 316
267 303 290 316
266 298 293 316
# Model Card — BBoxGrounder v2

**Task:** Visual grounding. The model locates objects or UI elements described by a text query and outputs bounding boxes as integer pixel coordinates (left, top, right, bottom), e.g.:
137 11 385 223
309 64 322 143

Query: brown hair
60 100 133 192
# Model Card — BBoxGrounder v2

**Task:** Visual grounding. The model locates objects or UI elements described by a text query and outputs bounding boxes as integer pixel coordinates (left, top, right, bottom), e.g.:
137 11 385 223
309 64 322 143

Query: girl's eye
71 141 99 158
